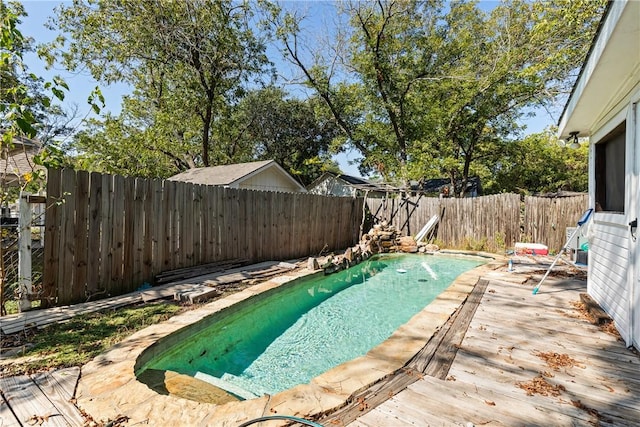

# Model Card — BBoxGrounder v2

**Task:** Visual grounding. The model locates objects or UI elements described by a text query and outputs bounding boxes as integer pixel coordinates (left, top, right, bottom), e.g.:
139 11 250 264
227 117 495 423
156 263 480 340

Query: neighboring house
0 133 43 188
167 160 306 193
306 172 390 198
558 0 640 349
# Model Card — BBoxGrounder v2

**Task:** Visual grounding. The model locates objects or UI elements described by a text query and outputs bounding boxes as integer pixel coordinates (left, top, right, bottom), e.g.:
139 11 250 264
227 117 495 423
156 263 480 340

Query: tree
48 0 272 168
1 1 70 145
272 0 606 195
229 87 341 185
480 131 588 195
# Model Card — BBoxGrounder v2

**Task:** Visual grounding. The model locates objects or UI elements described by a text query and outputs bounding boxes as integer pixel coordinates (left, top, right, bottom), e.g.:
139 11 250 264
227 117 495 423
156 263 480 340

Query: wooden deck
348 258 640 426
0 367 84 426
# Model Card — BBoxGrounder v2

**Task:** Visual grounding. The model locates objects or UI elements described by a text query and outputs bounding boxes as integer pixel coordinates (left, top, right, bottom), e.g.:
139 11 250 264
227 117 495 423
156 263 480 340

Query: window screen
595 122 625 213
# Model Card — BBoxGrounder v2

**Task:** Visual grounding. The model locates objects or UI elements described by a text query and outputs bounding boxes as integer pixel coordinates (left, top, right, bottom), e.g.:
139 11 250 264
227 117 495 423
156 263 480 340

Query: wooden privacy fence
523 194 590 251
367 193 588 253
42 168 363 306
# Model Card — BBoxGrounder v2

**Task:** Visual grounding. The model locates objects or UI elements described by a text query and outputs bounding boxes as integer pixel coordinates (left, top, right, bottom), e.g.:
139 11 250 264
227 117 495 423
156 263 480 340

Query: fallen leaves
357 397 369 411
26 414 52 426
535 351 584 370
517 375 566 397
569 301 623 340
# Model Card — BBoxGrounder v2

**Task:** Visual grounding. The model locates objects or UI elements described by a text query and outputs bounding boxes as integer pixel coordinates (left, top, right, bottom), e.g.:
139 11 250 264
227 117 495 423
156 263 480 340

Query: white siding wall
307 176 357 197
237 169 303 193
588 216 630 339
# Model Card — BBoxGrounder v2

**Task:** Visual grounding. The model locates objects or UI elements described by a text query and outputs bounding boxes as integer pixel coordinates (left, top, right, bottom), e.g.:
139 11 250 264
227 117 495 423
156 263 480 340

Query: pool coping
76 252 504 426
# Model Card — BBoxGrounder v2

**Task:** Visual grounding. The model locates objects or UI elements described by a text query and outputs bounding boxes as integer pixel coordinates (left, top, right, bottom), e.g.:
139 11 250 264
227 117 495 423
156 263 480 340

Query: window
595 122 625 213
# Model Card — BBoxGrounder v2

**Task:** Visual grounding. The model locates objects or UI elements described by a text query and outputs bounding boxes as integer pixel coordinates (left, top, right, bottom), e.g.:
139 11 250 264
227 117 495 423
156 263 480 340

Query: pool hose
237 415 325 427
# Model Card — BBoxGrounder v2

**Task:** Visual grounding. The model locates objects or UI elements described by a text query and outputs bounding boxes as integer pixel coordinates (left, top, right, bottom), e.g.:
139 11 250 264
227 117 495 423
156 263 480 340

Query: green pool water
138 253 484 398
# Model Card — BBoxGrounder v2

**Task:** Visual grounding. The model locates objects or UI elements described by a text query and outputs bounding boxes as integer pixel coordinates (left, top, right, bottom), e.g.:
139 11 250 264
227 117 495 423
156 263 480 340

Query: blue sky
18 0 555 177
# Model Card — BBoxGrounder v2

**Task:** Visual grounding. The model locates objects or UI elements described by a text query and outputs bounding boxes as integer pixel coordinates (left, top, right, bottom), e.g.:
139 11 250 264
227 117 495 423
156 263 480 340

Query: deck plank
0 375 69 426
32 368 85 426
0 395 21 427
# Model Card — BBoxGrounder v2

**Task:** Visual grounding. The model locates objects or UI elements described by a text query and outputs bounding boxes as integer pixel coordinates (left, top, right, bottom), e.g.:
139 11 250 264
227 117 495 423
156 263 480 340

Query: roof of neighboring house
415 176 482 195
0 134 43 186
307 172 393 193
167 159 306 191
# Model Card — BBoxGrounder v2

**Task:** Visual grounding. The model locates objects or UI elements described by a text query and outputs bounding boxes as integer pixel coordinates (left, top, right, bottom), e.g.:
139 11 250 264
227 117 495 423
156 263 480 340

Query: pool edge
75 252 504 426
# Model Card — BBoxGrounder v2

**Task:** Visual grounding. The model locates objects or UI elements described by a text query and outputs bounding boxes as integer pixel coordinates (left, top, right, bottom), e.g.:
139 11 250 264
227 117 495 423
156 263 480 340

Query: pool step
194 371 259 401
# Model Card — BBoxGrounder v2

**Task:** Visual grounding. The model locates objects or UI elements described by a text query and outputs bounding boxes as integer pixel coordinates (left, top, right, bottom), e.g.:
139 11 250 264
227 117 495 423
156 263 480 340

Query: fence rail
42 169 363 306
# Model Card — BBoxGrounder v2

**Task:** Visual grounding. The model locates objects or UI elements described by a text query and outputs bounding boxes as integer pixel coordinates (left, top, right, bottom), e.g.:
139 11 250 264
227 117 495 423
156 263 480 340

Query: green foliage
272 0 605 194
481 130 588 195
1 302 182 376
0 0 75 204
47 0 273 169
462 236 488 252
229 87 341 185
1 2 71 143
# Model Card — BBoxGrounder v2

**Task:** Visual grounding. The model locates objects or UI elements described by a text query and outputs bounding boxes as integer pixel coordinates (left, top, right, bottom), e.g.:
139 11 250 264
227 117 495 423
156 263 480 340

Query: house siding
307 176 357 197
238 168 303 193
588 218 630 338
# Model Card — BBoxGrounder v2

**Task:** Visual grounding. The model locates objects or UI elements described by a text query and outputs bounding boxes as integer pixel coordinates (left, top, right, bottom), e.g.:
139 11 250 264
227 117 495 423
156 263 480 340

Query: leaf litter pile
535 351 584 371
517 352 582 397
517 375 566 397
569 301 622 339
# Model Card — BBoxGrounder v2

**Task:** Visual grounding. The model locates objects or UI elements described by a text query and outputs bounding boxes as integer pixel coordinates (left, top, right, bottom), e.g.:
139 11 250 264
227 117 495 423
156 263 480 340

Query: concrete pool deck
75 252 502 426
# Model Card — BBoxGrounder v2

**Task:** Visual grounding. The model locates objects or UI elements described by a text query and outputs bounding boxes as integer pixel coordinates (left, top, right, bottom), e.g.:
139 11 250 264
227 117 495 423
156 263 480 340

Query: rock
423 243 440 252
379 231 394 240
398 236 416 246
307 257 320 271
344 247 353 262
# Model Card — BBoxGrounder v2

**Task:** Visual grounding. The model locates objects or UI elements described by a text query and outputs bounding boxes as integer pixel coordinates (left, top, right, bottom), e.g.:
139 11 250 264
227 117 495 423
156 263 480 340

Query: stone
398 236 416 246
424 244 440 252
344 247 353 262
307 257 320 271
379 231 394 240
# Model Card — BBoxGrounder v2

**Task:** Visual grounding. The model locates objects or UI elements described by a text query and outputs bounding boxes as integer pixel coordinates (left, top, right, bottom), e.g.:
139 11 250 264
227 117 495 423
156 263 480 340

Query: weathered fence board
42 170 61 307
98 173 113 300
87 172 102 295
524 194 589 251
59 169 77 304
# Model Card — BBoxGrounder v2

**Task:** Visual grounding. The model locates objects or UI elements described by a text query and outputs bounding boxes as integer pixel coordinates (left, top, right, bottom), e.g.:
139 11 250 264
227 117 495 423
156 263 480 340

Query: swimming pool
136 253 484 399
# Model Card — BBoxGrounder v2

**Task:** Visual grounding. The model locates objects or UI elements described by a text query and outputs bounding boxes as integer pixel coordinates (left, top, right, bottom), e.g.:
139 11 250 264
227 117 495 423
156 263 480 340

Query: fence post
18 192 32 312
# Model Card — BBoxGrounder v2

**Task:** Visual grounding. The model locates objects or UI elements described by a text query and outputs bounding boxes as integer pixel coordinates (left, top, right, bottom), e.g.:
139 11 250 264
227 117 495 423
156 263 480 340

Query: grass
0 302 184 377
